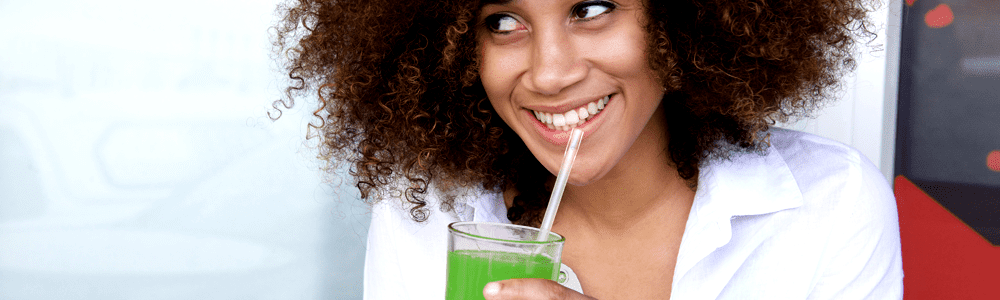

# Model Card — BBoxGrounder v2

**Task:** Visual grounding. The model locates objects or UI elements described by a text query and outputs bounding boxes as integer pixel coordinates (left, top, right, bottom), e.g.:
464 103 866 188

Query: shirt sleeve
363 194 460 300
807 154 904 300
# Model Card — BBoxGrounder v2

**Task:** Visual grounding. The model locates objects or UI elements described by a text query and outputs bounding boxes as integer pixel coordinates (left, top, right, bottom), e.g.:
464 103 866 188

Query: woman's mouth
531 94 611 131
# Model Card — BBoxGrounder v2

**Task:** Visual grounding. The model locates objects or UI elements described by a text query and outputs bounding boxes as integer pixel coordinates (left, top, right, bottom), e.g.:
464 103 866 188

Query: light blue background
0 0 370 298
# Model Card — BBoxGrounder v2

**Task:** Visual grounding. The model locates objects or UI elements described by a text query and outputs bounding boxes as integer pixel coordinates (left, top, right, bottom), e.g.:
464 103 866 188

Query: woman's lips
530 94 611 131
526 94 614 145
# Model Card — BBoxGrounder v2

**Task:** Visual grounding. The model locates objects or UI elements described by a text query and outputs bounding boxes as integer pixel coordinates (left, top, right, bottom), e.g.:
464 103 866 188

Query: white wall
0 0 369 298
779 0 902 181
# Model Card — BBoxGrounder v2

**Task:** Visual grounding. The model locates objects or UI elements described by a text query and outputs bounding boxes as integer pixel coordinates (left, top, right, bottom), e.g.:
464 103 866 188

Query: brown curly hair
271 0 877 226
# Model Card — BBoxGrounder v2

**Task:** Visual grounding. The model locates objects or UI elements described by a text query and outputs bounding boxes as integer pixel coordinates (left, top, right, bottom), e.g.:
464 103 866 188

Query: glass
445 221 565 300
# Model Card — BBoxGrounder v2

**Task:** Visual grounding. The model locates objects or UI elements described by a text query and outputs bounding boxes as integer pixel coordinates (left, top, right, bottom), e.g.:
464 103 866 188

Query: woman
272 0 902 299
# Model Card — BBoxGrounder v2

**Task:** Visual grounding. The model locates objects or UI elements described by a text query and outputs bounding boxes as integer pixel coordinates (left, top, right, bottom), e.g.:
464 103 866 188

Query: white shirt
363 128 903 299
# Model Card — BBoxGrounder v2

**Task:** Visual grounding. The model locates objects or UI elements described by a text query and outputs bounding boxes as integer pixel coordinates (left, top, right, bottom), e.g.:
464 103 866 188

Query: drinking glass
445 221 565 300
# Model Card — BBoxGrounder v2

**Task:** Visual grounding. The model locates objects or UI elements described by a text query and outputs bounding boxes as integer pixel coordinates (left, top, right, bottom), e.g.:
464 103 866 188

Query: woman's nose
522 29 587 96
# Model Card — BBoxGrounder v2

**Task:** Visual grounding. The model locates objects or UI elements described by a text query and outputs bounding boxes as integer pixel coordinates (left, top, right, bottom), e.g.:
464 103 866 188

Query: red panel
895 176 1000 299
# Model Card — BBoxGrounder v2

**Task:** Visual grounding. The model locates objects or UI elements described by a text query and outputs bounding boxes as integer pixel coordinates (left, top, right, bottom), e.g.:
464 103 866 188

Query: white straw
536 128 584 242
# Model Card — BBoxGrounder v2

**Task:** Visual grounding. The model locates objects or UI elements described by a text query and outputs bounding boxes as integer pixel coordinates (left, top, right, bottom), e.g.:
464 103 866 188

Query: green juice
446 250 560 300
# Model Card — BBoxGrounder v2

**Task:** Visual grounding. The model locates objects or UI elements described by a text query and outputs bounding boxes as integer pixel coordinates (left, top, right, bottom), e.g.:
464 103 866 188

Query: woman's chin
565 167 608 187
532 148 615 187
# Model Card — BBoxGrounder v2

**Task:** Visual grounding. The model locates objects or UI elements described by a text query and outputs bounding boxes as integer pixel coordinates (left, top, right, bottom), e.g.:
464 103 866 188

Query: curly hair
271 0 877 226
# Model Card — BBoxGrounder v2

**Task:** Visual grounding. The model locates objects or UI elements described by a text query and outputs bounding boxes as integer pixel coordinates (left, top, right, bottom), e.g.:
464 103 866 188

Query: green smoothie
445 250 560 300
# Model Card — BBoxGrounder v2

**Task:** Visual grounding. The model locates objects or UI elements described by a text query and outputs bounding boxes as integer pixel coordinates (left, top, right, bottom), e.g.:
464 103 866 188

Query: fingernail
483 282 501 296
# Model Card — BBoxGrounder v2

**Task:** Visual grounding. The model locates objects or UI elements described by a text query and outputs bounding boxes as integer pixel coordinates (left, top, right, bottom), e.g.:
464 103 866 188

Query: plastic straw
536 128 584 242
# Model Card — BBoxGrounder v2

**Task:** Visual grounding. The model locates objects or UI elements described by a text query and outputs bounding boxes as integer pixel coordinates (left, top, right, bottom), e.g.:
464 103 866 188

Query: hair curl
272 0 877 226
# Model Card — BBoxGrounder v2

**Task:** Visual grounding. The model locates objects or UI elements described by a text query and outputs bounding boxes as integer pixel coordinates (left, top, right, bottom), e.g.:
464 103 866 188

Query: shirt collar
694 145 804 220
673 144 803 287
454 186 508 224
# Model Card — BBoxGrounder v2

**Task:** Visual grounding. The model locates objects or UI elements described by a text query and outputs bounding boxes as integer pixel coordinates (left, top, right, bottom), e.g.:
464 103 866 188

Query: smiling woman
272 0 900 299
479 0 666 187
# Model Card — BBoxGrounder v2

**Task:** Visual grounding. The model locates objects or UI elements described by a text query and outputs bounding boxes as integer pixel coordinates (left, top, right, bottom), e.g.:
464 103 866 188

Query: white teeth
552 114 566 127
564 110 579 125
577 107 589 119
532 95 611 130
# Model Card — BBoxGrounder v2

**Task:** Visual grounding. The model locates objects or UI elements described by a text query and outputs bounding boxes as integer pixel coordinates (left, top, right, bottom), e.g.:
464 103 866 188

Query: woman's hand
483 279 597 300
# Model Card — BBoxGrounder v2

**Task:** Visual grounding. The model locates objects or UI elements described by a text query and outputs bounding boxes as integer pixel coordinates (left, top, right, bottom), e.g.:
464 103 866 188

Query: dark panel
895 0 1000 245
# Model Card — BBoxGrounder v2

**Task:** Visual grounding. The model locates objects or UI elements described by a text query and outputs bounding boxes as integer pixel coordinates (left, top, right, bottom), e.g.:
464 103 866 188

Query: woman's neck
557 105 694 232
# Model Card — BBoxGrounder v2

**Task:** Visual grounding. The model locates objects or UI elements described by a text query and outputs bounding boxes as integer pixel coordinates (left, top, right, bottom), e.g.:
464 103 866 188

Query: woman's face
478 0 666 185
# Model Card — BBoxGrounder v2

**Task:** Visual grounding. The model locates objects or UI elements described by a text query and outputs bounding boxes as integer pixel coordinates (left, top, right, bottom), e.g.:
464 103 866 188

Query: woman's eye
484 14 523 33
572 1 615 20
